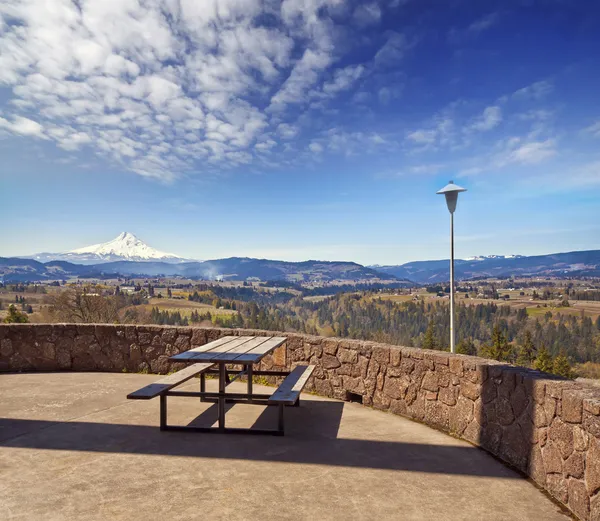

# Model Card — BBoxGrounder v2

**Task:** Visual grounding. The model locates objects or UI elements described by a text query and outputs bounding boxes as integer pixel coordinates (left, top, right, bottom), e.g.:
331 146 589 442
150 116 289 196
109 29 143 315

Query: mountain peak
67 232 183 262
116 231 137 241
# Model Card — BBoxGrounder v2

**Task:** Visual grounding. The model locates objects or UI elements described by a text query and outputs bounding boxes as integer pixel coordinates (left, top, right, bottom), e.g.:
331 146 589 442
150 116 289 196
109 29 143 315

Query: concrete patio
0 372 569 520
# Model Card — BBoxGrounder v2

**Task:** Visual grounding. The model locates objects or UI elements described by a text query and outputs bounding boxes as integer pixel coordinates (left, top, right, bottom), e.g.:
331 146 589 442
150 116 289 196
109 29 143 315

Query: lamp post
436 180 467 354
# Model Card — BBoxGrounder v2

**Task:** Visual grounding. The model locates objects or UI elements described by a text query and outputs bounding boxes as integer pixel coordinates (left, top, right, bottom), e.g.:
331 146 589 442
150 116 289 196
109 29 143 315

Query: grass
574 362 600 380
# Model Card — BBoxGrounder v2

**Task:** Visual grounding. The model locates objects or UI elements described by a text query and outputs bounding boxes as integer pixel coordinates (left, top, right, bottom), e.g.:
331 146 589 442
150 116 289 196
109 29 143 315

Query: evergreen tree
482 325 512 361
534 345 554 373
552 352 575 379
456 337 476 356
422 321 437 349
516 330 536 367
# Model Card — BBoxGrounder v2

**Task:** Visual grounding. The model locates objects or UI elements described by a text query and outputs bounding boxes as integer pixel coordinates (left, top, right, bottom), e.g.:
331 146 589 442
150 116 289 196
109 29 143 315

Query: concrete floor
0 372 569 521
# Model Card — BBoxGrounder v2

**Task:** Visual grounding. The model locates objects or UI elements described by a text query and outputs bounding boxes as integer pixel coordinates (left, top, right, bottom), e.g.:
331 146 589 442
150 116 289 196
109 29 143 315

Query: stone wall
1 323 599 520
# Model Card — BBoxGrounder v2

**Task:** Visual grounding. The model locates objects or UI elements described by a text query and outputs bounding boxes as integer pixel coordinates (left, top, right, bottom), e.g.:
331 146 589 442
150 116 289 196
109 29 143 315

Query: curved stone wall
1 323 599 520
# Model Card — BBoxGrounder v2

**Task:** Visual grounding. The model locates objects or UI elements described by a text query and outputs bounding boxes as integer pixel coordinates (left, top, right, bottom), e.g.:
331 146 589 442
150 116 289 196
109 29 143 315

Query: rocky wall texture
1 323 599 520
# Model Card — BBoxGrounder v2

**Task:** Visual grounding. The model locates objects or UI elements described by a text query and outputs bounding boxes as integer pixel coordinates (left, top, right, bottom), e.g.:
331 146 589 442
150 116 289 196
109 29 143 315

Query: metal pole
450 212 455 353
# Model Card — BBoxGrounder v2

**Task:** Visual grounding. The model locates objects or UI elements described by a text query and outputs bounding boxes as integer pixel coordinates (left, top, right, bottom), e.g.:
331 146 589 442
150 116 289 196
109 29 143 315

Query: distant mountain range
28 232 191 264
2 232 599 284
0 257 394 284
372 250 600 283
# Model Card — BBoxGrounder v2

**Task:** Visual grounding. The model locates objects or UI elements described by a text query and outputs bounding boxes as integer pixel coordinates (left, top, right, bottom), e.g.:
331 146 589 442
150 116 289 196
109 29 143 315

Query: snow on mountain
464 254 524 262
28 232 191 264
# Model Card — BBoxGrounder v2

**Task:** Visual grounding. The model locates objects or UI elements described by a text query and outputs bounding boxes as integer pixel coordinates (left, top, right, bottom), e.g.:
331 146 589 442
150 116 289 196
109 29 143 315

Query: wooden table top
169 335 287 364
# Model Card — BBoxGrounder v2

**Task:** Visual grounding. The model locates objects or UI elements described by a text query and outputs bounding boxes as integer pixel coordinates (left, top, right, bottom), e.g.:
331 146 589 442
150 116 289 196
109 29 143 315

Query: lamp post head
437 180 467 214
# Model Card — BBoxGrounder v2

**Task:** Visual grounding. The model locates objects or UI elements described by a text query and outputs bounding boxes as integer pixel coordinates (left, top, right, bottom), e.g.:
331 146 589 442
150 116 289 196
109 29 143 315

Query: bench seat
127 363 214 400
269 365 315 405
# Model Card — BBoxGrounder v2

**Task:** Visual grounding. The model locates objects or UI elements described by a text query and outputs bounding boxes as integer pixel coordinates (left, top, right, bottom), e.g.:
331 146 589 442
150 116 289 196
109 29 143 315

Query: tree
534 345 554 373
4 304 29 323
422 321 437 350
516 330 536 367
48 285 121 323
482 325 512 361
456 337 476 356
552 352 575 379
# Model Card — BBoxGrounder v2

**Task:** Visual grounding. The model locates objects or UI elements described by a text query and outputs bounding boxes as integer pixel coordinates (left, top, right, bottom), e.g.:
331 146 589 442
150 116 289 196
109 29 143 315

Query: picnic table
127 335 315 436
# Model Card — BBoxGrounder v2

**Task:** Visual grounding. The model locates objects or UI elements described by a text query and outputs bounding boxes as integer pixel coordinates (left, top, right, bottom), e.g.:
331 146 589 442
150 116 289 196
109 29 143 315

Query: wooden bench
269 365 315 434
127 363 214 400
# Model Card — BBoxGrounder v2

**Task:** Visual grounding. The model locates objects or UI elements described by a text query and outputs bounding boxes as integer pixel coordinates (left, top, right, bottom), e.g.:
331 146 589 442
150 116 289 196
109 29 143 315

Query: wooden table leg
218 362 226 431
247 364 253 400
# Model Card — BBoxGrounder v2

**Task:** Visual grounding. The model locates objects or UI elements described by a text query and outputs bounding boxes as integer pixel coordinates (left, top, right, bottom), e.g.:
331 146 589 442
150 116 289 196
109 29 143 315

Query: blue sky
1 0 599 265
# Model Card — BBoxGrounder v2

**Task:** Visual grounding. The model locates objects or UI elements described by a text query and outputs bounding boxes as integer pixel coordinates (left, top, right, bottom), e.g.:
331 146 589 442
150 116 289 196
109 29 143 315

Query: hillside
0 256 397 284
373 250 600 283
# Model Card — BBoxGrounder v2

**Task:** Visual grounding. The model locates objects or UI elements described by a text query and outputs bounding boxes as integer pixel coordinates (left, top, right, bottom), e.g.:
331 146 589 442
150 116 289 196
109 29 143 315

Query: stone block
372 346 390 365
322 339 339 355
138 332 152 345
546 474 568 504
421 371 439 392
564 452 585 479
389 399 407 416
439 386 457 406
460 380 481 401
573 425 589 451
499 422 529 472
321 354 341 370
272 345 286 367
584 411 600 439
449 357 463 376
510 384 529 419
591 493 600 521
528 444 546 486
462 419 481 445
372 389 391 410
190 328 207 346
496 397 515 426
425 400 449 430
568 479 590 521
342 376 365 395
390 349 401 367
562 390 584 424
383 375 405 400
337 347 358 364
584 398 600 416
400 357 415 374
549 418 574 460
587 436 600 496
544 397 557 423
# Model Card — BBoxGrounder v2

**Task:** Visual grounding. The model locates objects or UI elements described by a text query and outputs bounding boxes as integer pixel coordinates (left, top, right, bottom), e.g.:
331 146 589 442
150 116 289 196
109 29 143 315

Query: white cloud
0 0 390 181
374 32 410 68
467 106 502 132
468 13 499 33
322 65 365 96
353 3 381 27
513 80 553 100
0 116 45 137
508 139 556 164
407 129 436 145
584 121 600 137
309 142 324 153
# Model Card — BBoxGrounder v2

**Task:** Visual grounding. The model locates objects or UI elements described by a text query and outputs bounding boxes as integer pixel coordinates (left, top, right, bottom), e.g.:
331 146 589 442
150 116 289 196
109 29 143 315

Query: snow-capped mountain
464 254 525 261
28 232 191 264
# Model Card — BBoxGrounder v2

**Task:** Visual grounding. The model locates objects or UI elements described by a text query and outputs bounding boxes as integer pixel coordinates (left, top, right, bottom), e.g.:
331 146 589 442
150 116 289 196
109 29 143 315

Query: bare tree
48 285 122 323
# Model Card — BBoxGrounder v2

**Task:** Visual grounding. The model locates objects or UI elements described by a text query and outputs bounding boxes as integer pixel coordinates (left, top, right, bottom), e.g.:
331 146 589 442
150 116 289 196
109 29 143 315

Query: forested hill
0 256 400 283
180 290 600 369
373 250 600 283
